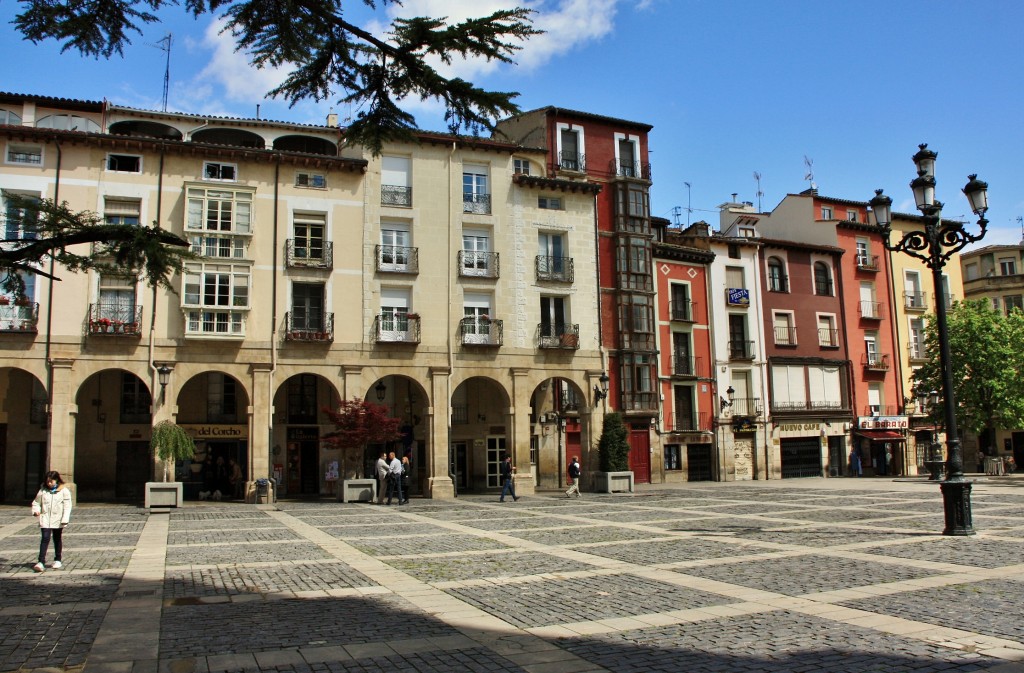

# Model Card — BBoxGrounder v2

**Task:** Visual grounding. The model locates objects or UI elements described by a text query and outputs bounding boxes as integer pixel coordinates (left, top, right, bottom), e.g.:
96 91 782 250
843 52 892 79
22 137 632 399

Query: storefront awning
855 430 906 441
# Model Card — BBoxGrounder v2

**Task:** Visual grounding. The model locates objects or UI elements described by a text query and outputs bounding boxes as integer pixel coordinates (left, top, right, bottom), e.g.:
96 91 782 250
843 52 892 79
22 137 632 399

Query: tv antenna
149 33 172 112
1018 215 1023 243
684 181 692 226
803 156 815 190
753 172 763 212
671 206 682 226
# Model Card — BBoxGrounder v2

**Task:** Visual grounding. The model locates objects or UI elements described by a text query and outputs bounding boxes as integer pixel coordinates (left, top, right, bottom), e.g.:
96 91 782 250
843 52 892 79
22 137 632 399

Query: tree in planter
151 420 197 482
597 412 630 473
321 398 403 480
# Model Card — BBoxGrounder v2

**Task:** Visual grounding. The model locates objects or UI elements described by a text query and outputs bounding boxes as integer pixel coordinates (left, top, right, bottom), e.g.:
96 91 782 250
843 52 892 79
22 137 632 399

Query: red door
628 424 651 483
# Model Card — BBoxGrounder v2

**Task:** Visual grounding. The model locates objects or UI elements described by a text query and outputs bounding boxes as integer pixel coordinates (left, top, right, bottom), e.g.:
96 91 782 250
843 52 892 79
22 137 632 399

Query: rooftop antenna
1018 216 1024 244
149 33 172 112
671 206 682 226
753 171 763 212
803 155 815 190
684 181 692 226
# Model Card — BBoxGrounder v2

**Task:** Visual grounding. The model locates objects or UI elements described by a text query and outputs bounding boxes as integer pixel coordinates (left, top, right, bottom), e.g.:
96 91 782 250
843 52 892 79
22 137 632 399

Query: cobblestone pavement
2 477 1024 673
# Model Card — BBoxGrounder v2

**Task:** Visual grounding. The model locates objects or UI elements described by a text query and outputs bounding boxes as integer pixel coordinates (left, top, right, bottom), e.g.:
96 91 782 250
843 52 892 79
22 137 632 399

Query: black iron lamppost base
940 480 975 536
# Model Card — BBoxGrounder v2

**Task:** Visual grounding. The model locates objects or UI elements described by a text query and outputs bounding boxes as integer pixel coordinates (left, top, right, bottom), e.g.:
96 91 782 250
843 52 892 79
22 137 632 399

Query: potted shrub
322 398 402 502
145 420 196 508
595 412 634 493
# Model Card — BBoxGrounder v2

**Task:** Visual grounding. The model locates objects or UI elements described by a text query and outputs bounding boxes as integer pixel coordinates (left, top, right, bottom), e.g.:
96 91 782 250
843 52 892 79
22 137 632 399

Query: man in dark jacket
499 455 519 502
565 456 581 498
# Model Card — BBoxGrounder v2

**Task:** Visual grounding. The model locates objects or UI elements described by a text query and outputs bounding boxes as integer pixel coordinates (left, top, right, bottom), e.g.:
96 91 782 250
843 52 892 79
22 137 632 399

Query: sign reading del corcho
180 424 248 439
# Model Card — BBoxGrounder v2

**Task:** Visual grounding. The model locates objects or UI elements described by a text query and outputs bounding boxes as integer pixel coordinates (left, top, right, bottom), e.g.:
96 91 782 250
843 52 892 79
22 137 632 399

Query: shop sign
856 416 908 430
726 288 750 307
777 422 824 435
677 434 711 444
180 424 248 439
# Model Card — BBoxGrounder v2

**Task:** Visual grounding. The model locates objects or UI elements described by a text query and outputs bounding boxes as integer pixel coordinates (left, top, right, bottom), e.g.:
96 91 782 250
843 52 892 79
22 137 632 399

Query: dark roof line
513 106 653 132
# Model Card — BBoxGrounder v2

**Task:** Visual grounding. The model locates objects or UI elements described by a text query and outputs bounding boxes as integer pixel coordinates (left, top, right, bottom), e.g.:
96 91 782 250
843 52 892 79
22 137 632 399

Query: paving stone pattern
3 480 1024 673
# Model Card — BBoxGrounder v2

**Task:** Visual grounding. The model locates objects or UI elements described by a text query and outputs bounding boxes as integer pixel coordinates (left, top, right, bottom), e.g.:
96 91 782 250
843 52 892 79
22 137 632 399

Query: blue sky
2 0 1022 246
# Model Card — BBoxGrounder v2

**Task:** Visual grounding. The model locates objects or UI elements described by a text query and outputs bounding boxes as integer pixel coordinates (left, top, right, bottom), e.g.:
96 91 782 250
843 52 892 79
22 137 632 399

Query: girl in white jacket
31 470 72 572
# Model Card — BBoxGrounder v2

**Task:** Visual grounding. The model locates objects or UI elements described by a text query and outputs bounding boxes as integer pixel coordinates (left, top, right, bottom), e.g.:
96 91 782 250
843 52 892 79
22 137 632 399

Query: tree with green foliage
912 300 1024 453
0 192 192 298
12 0 540 155
597 412 630 473
151 420 197 481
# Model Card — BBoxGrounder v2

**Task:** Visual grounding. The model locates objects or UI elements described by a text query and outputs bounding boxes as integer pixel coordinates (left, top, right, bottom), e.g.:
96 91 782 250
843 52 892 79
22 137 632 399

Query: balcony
88 303 143 336
0 302 38 333
376 245 419 274
814 280 834 296
535 256 574 283
864 404 899 416
373 314 420 344
460 317 502 347
286 239 333 269
731 397 762 417
458 251 500 279
728 339 755 360
558 151 586 173
771 399 846 414
670 411 711 433
381 184 412 207
608 159 652 180
862 352 890 371
671 355 704 378
670 299 696 322
621 391 657 411
285 311 334 342
463 193 491 215
905 291 928 311
859 300 882 320
558 390 582 413
908 342 928 362
774 326 797 346
856 254 880 272
818 328 839 348
538 323 580 350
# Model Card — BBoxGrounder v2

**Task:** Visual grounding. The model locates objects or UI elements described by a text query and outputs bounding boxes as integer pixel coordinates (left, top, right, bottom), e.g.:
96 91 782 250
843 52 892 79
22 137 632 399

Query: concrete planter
594 471 634 494
340 478 377 503
145 482 183 508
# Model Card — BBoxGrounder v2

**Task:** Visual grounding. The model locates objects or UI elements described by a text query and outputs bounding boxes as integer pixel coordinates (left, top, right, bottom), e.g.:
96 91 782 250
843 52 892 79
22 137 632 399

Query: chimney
326 113 339 127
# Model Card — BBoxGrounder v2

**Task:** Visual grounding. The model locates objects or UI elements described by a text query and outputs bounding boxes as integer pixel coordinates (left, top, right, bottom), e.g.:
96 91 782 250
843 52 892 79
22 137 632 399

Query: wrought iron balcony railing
88 303 143 336
458 251 499 278
0 302 39 333
728 339 755 360
771 399 846 413
558 151 586 172
463 193 492 214
286 239 333 269
621 391 657 411
774 326 797 346
859 300 882 319
864 404 898 416
459 317 502 346
670 299 696 322
608 160 652 180
537 323 580 349
381 184 412 207
670 411 710 433
535 255 574 283
558 390 582 413
285 311 334 342
814 280 834 296
856 254 880 272
862 352 890 371
373 314 420 344
818 328 839 348
671 355 703 378
731 397 762 417
905 291 928 310
376 245 419 274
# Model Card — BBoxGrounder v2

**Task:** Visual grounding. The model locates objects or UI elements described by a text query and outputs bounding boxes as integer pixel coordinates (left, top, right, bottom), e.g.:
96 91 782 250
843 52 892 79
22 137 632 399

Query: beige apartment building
0 93 606 502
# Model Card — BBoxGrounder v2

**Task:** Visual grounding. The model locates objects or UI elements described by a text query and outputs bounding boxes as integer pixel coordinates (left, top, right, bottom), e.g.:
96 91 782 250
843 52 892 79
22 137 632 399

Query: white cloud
189 19 289 109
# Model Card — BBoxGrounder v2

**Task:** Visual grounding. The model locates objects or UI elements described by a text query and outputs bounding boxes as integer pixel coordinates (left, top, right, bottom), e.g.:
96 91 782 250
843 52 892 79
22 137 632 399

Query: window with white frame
771 364 806 410
187 186 252 260
999 257 1017 276
767 256 788 292
867 383 882 415
847 209 859 222
813 261 833 295
295 171 326 189
203 162 237 181
909 317 926 358
860 282 878 317
462 229 491 275
614 133 640 177
381 156 411 206
97 273 137 323
808 365 842 409
539 295 568 339
463 163 489 213
5 143 42 165
106 154 142 173
773 311 795 345
817 314 838 347
538 196 562 210
104 198 140 226
3 191 39 240
864 332 880 367
821 205 833 220
557 124 584 171
291 282 325 331
855 237 870 267
293 213 326 263
0 108 22 125
380 222 411 270
513 158 531 175
463 292 492 341
537 232 566 278
904 270 924 309
183 263 250 336
36 114 100 132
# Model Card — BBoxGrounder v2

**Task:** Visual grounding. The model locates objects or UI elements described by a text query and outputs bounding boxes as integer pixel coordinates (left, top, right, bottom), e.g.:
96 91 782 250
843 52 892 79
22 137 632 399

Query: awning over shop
855 430 906 441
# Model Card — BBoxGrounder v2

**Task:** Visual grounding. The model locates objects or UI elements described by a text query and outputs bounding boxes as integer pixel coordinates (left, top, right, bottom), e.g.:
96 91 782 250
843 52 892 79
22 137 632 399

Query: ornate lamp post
870 144 988 536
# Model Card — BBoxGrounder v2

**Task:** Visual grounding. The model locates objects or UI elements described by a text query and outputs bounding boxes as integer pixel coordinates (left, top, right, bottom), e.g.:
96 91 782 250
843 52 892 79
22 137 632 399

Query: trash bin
255 478 270 504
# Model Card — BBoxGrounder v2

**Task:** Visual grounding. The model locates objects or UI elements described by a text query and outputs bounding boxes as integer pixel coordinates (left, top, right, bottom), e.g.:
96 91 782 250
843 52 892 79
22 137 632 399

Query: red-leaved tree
322 398 403 479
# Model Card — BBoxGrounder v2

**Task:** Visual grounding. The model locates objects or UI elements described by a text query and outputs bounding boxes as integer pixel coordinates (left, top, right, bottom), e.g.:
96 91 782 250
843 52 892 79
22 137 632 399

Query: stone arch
192 127 265 149
108 120 183 141
449 375 512 492
0 366 48 502
529 376 590 490
270 372 341 496
273 135 338 156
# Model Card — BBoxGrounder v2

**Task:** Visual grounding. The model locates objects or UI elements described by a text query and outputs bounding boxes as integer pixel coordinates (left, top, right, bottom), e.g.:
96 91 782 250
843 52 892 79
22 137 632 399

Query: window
860 282 878 318
674 384 696 430
207 374 238 423
670 284 692 321
287 375 318 424
379 287 411 335
1005 295 1023 315
615 133 640 177
616 236 652 291
36 114 100 132
97 273 137 324
725 266 745 290
3 191 39 240
295 172 326 189
817 314 838 347
381 156 411 206
539 295 568 340
904 270 924 309
462 293 493 342
773 311 795 345
557 125 584 171
808 365 842 410
767 256 788 292
847 209 858 222
821 206 833 220
463 163 490 214
104 198 141 226
0 108 22 125
813 261 833 296
120 373 152 424
992 297 1001 311
621 353 654 409
864 332 880 367
909 317 926 358
380 222 411 270
728 314 751 359
672 332 693 376
106 154 142 173
855 237 870 266
6 143 42 165
728 243 740 259
537 232 567 280
462 229 491 275
203 162 237 181
292 283 325 331
538 196 562 210
618 294 654 350
772 364 806 410
999 257 1017 276
183 263 250 335
964 263 979 281
867 383 882 416
293 213 326 263
513 158 531 175
186 186 253 234
665 445 681 471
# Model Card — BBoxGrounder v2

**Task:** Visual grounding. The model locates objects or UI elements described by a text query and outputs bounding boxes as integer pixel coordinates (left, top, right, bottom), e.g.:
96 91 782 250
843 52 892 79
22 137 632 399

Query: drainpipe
268 158 280 480
43 139 62 469
185 120 209 142
447 140 457 494
148 146 166 409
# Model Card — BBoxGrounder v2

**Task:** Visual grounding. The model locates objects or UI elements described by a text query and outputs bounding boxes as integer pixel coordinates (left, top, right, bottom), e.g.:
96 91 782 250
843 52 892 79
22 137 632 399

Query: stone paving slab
0 608 105 671
0 572 124 607
164 560 379 597
576 537 769 565
167 527 304 545
857 536 1024 569
346 534 514 557
386 550 594 584
165 541 332 566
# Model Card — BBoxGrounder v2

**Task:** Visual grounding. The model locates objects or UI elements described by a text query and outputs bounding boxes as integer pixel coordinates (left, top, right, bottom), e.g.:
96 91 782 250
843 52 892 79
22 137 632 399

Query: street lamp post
870 144 989 537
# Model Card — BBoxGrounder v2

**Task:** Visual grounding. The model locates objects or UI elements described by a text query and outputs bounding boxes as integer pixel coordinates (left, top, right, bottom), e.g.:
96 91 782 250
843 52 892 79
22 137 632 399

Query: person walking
499 455 519 502
375 451 389 504
565 455 581 498
228 457 243 500
386 451 404 505
400 454 411 504
31 470 72 572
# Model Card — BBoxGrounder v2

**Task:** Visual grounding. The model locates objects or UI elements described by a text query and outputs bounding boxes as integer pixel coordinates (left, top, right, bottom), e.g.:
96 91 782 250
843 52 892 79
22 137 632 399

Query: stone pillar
151 362 178 482
341 365 363 402
248 363 273 488
509 368 533 494
426 366 453 499
47 358 76 488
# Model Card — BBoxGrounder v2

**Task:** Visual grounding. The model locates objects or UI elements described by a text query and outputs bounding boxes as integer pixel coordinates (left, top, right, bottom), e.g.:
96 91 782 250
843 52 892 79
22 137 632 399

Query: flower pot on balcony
560 333 579 348
0 297 8 306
